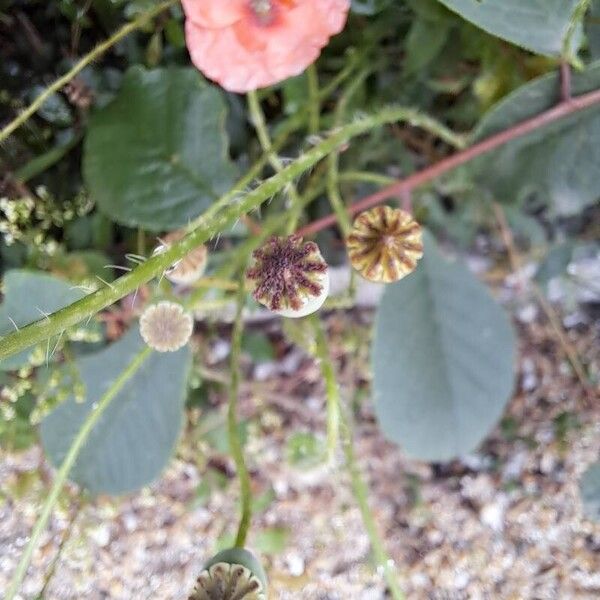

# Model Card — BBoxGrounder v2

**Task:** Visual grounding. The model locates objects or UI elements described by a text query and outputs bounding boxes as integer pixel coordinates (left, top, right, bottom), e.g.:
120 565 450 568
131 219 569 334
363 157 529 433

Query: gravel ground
1 296 599 599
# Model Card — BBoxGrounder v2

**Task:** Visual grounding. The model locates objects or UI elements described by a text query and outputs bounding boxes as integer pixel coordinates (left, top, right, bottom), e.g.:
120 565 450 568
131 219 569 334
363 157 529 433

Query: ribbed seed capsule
153 229 208 285
189 548 267 600
139 301 193 352
346 206 423 283
246 235 329 318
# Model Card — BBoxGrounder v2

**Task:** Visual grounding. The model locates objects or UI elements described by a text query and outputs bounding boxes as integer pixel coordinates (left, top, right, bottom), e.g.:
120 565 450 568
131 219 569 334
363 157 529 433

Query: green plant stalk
15 133 83 182
311 315 341 461
327 69 373 236
5 346 152 600
229 276 253 548
247 90 304 211
0 0 177 144
564 0 591 66
310 318 404 599
1 105 448 363
189 55 359 233
341 411 406 600
339 170 397 187
307 64 320 135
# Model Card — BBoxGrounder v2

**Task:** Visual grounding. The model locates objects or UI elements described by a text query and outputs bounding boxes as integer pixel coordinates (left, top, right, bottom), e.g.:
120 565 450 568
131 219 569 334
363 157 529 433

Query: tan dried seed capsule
139 301 193 352
346 206 423 283
153 229 208 285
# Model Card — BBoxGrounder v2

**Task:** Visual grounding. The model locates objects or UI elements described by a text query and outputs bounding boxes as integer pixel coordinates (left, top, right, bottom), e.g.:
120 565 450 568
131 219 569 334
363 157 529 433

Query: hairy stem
311 315 341 461
0 0 176 144
5 346 152 600
229 275 253 548
341 410 405 600
1 105 430 362
326 69 373 236
297 85 600 237
310 318 404 599
307 64 321 135
564 0 591 66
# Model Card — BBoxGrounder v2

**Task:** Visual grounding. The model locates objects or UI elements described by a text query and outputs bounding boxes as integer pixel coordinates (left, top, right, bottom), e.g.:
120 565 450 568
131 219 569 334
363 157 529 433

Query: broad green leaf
437 0 580 57
40 328 191 495
372 232 516 462
580 462 600 521
84 66 237 230
0 270 85 371
467 62 600 216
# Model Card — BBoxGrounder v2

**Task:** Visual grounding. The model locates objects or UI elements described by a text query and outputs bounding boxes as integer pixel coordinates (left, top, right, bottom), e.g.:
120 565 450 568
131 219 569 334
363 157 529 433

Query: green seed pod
189 548 268 600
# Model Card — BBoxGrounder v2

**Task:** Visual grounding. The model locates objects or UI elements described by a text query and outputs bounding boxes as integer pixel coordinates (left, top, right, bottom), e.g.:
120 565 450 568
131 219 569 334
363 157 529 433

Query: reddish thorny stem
297 75 598 238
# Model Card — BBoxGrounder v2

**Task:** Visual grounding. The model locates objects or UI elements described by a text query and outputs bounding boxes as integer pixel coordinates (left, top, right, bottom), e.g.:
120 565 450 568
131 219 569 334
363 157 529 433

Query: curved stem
311 315 341 461
247 90 303 217
339 170 397 187
326 69 373 236
5 346 152 600
1 105 425 363
564 0 591 66
310 317 404 599
307 64 320 135
341 410 405 600
297 85 600 237
0 0 176 144
229 275 253 548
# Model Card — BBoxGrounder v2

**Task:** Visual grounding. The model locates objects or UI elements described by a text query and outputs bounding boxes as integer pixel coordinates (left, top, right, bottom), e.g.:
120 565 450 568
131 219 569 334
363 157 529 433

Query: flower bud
246 235 329 318
139 301 193 352
189 548 267 600
346 206 423 283
153 229 208 285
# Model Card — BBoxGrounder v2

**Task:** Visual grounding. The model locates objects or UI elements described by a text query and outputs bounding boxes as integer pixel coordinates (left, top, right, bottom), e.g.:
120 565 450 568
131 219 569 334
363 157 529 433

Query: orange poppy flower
182 0 350 93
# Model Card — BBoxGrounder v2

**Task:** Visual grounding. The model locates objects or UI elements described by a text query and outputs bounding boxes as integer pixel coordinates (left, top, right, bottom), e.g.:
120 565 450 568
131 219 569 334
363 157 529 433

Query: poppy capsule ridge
346 206 424 283
189 548 268 600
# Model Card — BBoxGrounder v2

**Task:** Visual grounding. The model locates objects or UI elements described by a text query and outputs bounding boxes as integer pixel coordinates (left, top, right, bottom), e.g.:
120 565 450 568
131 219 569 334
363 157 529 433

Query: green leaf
84 66 237 231
580 462 600 521
468 61 600 216
372 232 516 462
404 13 452 75
40 328 191 495
0 270 85 371
351 0 393 15
436 0 580 57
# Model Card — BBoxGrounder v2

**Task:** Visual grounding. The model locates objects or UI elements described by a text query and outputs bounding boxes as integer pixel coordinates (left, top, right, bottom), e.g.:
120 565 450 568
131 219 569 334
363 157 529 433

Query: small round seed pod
189 548 268 600
346 206 423 283
153 229 208 285
139 301 193 352
246 234 329 318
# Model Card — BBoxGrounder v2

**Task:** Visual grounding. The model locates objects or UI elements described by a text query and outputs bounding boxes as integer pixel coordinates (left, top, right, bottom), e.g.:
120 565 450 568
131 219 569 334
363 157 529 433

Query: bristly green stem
307 64 321 135
247 90 304 216
0 0 176 144
564 0 591 67
311 315 341 461
310 317 405 599
326 69 373 236
5 346 152 600
229 274 253 548
341 409 406 600
0 106 462 363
